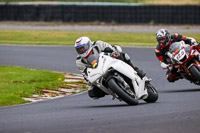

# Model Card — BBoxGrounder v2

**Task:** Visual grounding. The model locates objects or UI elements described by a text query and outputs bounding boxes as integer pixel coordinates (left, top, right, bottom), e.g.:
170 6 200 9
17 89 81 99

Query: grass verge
0 66 65 107
0 30 199 46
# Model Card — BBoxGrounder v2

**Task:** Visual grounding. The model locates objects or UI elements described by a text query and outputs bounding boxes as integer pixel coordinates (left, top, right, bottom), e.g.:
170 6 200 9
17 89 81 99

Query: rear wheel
107 78 138 105
144 83 158 103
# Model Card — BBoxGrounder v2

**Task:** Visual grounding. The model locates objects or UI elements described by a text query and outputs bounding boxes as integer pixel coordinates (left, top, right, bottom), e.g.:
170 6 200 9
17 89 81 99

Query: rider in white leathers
75 36 147 99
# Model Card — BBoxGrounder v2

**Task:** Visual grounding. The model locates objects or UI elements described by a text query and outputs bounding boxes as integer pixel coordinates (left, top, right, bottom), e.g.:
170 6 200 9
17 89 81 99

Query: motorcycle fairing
87 53 148 99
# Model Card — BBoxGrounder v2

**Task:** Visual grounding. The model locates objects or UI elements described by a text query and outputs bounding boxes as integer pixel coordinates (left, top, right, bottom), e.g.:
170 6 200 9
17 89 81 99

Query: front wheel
189 65 200 81
144 83 158 103
107 78 138 105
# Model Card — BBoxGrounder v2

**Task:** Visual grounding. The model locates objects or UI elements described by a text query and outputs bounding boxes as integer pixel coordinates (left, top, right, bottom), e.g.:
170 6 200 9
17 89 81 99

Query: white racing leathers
76 40 120 81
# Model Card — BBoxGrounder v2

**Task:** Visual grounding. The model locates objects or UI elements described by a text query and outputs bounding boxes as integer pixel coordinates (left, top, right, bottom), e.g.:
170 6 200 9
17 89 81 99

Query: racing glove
103 47 113 53
160 62 169 69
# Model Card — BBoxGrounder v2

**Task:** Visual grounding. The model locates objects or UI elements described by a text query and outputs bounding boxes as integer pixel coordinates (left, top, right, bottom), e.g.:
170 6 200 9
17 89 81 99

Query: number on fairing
174 49 186 61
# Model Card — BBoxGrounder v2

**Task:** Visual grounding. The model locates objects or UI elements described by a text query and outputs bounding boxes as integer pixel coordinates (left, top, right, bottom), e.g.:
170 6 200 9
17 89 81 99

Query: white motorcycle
86 52 158 105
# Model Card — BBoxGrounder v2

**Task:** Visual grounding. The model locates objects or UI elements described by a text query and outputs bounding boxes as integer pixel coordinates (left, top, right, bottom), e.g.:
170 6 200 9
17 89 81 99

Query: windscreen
87 54 99 68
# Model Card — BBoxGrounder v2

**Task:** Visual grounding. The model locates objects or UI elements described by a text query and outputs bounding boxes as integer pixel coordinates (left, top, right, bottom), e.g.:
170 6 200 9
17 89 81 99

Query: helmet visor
75 43 90 55
157 37 166 44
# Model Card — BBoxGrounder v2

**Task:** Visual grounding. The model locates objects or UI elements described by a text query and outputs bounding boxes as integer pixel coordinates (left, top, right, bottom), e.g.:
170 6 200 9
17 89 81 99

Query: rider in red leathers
155 29 198 82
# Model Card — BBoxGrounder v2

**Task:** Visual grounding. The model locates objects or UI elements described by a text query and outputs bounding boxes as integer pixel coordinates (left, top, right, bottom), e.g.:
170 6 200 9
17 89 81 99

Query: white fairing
87 53 148 99
173 49 186 63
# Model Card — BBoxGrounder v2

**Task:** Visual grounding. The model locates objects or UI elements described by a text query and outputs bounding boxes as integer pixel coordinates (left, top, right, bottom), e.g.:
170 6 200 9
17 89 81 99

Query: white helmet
75 36 93 58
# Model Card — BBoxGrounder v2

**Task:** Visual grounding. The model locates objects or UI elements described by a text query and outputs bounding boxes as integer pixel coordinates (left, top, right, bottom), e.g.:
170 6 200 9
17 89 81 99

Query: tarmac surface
0 45 200 133
0 22 200 133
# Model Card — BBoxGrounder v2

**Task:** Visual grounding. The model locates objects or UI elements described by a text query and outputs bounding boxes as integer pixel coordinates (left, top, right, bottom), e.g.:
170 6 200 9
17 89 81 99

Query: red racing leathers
155 33 192 82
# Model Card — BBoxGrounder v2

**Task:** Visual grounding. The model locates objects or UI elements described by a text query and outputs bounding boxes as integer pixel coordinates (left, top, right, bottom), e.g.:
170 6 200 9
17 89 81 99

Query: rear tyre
144 83 158 103
189 65 200 81
107 78 138 105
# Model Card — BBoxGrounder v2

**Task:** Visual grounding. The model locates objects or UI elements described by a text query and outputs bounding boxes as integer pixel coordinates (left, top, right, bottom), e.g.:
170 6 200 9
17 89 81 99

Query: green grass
0 66 65 106
0 30 199 46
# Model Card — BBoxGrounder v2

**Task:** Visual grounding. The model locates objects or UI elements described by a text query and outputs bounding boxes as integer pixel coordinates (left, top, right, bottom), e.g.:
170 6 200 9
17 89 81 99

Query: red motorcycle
167 41 200 85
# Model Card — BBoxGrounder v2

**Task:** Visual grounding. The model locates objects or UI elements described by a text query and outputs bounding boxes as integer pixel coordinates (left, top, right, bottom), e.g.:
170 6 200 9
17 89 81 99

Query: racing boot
121 53 147 79
132 65 151 82
132 65 146 78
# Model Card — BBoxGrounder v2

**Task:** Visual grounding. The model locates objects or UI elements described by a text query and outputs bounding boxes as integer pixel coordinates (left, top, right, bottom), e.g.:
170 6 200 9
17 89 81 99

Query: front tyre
107 78 138 105
189 65 200 81
144 83 158 103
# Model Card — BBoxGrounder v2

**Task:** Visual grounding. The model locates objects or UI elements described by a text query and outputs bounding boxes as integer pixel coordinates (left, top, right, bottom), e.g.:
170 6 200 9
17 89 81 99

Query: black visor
157 36 166 43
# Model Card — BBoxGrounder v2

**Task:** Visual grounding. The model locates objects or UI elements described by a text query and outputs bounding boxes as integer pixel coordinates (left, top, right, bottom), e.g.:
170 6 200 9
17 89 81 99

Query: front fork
105 73 136 98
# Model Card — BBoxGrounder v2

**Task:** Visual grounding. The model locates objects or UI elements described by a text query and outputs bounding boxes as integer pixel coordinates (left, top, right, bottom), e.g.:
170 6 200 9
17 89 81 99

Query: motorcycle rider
75 36 148 99
155 28 198 82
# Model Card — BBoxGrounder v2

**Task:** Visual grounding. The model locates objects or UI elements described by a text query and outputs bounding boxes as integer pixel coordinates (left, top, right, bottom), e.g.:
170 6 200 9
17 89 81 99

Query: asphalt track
0 45 200 133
